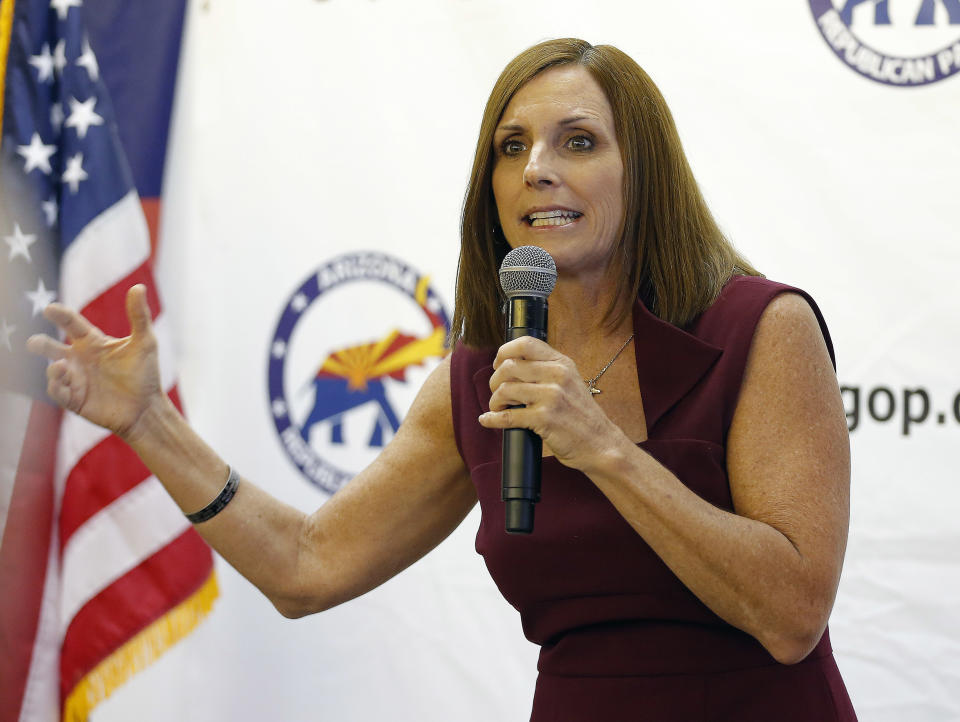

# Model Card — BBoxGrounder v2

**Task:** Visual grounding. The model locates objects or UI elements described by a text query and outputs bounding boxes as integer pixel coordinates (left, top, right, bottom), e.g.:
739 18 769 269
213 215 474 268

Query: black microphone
498 246 557 535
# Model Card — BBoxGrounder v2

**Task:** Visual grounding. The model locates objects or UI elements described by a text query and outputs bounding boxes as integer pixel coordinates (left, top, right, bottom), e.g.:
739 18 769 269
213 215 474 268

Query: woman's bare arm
592 294 849 663
129 356 475 618
29 286 476 618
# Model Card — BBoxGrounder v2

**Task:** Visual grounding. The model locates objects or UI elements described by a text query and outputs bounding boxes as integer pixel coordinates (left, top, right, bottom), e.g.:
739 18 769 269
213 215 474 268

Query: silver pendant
582 332 633 400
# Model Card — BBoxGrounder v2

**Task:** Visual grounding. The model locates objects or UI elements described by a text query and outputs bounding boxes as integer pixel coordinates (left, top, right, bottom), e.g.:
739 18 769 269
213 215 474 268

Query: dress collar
630 297 722 432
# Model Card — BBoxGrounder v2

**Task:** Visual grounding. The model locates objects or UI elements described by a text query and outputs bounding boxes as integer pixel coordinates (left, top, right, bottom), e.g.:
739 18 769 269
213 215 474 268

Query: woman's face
492 64 625 280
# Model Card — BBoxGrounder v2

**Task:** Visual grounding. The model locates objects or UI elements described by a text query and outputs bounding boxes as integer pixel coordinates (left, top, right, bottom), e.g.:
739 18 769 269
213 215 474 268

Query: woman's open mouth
525 210 583 227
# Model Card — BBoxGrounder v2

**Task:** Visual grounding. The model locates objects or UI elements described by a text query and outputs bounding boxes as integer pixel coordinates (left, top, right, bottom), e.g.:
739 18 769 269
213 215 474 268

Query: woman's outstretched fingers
42 302 93 341
46 359 76 409
26 333 70 362
126 284 153 337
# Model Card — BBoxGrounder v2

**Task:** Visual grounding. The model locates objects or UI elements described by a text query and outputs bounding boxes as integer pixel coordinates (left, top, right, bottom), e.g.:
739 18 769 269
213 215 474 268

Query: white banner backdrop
96 1 959 721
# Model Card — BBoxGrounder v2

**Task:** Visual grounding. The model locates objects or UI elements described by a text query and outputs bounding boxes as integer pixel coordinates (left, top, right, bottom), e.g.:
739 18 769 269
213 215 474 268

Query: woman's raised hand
26 284 165 441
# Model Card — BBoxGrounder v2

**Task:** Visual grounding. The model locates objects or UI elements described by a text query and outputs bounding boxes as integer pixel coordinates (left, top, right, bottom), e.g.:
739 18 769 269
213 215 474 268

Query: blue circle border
809 0 960 87
267 251 451 495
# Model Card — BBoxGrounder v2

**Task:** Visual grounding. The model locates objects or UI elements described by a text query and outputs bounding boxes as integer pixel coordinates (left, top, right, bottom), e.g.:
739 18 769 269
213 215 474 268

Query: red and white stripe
3 191 214 722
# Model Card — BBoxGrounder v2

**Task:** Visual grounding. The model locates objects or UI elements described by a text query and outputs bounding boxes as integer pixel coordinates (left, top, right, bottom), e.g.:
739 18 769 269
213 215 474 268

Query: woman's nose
523 146 560 188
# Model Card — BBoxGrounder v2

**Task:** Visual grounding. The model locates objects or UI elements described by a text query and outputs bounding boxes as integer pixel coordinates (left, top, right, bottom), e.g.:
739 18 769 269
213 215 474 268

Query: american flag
0 1 215 720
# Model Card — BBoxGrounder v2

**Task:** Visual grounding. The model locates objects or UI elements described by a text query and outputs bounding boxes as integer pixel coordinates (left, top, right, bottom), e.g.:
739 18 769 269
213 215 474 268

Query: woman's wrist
579 425 638 483
120 391 180 450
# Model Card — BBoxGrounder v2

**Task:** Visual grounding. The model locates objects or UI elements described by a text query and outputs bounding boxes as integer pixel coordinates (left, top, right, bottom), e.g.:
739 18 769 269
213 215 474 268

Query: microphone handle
502 296 548 534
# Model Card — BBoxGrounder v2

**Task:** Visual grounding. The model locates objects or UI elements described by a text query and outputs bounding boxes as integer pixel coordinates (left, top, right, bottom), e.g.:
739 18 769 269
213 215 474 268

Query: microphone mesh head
499 246 557 298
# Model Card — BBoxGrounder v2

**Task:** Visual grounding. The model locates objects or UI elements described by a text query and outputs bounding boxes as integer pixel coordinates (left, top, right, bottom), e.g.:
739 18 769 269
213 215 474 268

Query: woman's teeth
526 210 582 227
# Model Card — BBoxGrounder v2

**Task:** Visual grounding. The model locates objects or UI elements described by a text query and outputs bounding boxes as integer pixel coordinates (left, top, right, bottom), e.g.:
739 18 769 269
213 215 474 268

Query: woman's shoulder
697 274 819 328
710 274 806 314
691 274 835 368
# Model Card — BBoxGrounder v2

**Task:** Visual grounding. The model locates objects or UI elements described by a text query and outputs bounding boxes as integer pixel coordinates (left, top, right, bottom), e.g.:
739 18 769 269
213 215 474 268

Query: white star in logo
29 43 54 83
50 102 64 134
65 97 104 139
50 0 82 21
41 198 58 227
76 35 99 81
26 278 57 316
17 133 57 174
4 223 37 263
62 153 88 194
291 293 308 312
52 39 67 76
1 318 16 352
272 399 288 418
271 340 287 358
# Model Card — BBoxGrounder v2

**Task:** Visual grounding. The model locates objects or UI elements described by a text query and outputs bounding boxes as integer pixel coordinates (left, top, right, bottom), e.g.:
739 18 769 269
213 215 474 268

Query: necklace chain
584 333 635 396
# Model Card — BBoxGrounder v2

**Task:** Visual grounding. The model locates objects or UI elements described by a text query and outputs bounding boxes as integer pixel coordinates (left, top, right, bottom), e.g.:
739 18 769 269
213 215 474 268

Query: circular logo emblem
809 0 960 86
268 252 450 494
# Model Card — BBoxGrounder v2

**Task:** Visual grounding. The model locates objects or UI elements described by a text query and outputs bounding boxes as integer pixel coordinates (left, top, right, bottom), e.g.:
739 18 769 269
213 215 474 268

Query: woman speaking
29 38 857 721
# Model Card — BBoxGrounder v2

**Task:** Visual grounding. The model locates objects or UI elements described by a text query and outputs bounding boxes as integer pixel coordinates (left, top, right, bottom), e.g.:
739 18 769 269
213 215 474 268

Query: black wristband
185 466 240 524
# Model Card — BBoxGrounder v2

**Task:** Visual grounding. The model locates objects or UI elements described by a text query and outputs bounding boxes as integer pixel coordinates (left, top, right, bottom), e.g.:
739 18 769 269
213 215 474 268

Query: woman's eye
567 135 594 151
500 139 525 156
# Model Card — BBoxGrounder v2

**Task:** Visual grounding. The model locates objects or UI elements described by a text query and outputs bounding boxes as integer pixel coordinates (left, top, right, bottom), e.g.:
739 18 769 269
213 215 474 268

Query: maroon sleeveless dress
450 276 858 721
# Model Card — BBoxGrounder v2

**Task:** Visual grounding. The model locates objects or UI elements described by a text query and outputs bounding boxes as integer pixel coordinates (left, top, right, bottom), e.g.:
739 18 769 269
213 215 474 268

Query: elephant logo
809 0 960 85
300 313 447 448
268 252 450 494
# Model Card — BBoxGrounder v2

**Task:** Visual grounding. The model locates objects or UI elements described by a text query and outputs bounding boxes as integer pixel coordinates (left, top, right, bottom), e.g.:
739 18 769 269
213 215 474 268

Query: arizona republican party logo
810 0 960 85
268 252 450 494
